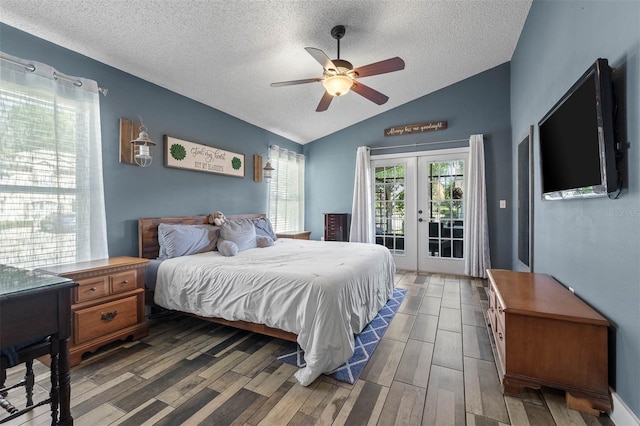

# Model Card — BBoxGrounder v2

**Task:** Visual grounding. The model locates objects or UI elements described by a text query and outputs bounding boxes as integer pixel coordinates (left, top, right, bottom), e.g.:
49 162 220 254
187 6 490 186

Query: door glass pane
427 160 464 258
375 165 406 255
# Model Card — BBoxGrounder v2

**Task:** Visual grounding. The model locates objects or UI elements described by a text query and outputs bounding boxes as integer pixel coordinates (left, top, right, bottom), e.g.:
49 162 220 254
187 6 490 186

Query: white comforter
154 238 395 385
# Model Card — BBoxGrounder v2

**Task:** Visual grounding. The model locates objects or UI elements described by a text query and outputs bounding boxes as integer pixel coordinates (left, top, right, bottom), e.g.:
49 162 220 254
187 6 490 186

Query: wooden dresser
323 213 350 241
486 269 611 412
42 256 149 367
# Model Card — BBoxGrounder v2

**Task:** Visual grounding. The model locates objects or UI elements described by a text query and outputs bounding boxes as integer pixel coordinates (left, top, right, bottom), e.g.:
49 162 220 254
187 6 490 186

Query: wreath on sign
231 157 242 170
170 143 187 161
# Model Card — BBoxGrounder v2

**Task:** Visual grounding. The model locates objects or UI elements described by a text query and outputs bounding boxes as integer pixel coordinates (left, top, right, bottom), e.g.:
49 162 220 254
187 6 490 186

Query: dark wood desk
0 265 77 425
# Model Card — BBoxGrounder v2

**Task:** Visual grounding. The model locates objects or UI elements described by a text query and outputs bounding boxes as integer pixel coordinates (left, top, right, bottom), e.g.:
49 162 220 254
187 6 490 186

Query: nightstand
276 231 311 240
41 256 149 367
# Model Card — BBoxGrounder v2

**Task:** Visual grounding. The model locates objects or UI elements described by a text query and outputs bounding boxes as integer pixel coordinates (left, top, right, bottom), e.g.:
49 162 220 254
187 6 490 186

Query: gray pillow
253 217 277 241
256 235 274 248
158 223 219 259
218 218 257 253
217 239 239 257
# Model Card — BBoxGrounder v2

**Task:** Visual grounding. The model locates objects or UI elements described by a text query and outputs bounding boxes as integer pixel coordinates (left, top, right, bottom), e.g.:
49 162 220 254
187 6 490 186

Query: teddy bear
208 211 226 226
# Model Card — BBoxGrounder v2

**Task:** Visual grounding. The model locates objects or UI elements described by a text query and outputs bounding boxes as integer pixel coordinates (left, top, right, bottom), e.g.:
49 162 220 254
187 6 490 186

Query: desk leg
50 339 59 425
57 338 73 425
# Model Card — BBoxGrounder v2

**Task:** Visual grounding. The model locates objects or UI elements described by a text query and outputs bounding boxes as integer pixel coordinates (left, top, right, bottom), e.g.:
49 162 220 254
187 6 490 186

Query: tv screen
538 58 619 200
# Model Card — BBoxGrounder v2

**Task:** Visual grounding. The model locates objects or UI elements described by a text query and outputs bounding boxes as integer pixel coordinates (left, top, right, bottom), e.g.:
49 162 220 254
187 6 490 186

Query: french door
372 148 468 274
372 157 417 270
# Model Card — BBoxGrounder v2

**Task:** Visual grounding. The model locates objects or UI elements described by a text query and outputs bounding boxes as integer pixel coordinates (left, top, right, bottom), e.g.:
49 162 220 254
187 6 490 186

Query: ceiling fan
270 25 405 112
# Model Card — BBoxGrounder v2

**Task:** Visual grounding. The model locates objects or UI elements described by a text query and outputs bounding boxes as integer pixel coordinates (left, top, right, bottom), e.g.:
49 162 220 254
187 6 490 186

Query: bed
139 214 395 385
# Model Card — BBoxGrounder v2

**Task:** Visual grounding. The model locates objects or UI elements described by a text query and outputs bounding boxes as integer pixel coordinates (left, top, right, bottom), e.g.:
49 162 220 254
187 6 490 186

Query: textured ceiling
1 0 531 144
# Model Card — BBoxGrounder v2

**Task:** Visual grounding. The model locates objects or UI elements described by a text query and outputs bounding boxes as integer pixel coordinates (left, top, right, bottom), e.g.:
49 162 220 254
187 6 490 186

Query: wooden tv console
486 269 611 412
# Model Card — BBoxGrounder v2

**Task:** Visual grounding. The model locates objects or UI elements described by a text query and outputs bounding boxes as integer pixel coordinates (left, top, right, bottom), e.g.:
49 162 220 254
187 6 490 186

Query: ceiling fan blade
351 81 389 105
305 47 337 71
353 57 405 78
316 91 333 112
270 78 322 87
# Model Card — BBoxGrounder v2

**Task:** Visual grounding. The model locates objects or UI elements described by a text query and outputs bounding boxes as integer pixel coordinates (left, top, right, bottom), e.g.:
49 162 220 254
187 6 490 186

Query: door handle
418 218 423 222
418 210 423 214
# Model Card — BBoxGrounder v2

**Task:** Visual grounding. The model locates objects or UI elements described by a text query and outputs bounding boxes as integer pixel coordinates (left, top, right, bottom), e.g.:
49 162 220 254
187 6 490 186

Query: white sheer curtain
464 134 491 277
349 146 375 243
267 145 305 232
0 51 108 269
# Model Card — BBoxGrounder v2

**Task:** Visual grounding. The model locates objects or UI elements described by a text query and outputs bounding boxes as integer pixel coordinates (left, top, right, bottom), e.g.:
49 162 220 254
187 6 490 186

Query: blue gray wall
304 63 513 269
0 24 301 257
511 0 640 417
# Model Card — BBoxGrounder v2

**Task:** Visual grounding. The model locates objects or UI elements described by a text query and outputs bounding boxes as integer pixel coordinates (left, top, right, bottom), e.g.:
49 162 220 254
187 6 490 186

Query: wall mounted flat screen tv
538 58 619 200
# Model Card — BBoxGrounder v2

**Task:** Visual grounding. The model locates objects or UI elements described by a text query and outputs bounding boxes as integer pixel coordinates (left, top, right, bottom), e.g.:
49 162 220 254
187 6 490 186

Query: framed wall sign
164 135 245 178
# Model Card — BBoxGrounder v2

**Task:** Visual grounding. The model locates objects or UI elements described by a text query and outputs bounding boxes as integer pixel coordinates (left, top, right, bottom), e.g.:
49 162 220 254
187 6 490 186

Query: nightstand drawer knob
121 280 129 285
90 287 97 292
101 311 118 322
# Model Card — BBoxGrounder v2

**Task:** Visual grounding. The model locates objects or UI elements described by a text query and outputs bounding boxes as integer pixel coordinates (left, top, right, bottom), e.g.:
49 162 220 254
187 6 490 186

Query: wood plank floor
1 272 614 425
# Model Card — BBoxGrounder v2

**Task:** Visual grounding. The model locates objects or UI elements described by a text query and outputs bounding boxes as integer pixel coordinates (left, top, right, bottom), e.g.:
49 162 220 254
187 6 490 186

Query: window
428 160 464 258
374 164 406 254
0 53 108 269
267 145 305 232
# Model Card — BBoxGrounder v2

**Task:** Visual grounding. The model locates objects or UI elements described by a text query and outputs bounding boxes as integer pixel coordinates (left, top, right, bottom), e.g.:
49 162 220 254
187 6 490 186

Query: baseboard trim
610 388 640 426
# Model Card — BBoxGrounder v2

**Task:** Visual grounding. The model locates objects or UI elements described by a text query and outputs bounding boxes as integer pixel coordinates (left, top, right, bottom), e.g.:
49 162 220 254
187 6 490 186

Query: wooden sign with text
384 121 448 137
164 135 245 177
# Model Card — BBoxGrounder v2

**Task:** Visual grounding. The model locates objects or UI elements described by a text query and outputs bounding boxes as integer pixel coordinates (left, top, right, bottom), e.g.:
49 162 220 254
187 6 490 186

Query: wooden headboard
138 214 265 259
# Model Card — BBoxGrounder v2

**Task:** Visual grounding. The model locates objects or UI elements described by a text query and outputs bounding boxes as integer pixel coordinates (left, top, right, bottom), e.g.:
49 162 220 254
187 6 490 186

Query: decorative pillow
158 223 219 259
256 235 274 248
217 240 239 257
252 217 277 241
217 218 257 256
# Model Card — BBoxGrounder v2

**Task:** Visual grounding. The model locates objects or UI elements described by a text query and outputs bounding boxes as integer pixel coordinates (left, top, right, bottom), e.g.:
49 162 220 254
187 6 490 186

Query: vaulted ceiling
0 1 531 144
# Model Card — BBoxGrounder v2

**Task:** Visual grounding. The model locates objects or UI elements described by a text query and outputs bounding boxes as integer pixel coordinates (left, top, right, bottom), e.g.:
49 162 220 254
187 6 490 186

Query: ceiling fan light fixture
323 74 353 97
270 24 404 110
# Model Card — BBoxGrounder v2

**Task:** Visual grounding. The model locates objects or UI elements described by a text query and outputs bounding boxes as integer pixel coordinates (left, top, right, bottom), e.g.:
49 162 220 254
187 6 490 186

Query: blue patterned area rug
277 287 407 384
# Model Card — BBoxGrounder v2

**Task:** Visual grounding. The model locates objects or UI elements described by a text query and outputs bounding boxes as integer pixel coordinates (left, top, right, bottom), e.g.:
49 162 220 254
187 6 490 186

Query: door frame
372 147 469 273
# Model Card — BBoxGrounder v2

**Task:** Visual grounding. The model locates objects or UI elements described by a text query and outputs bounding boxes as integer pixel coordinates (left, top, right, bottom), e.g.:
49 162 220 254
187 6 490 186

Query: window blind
267 145 305 233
